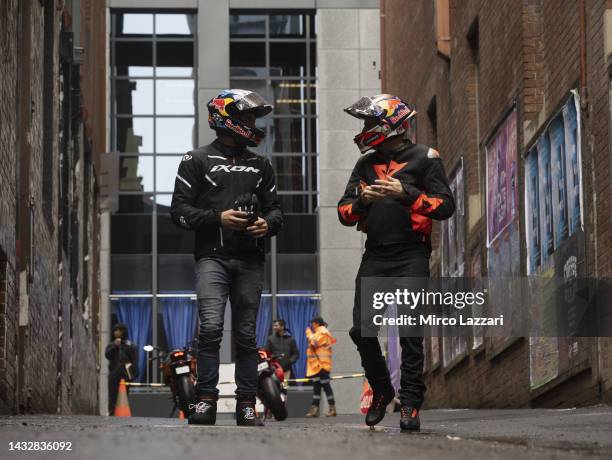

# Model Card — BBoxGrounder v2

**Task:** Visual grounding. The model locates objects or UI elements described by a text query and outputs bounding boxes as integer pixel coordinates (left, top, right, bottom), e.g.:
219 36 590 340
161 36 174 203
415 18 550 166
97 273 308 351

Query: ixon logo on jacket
210 165 260 173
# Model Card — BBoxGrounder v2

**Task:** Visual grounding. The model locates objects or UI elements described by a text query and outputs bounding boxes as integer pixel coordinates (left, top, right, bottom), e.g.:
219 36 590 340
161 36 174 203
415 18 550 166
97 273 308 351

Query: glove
233 193 260 226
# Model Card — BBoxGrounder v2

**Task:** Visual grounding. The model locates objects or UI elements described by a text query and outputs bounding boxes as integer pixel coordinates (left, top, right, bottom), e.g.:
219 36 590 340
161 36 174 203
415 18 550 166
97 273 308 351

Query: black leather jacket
338 141 455 258
171 140 283 261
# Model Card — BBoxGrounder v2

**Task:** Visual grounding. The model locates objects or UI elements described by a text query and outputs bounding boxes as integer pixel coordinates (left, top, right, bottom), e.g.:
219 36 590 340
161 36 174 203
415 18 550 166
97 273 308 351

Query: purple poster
486 110 518 247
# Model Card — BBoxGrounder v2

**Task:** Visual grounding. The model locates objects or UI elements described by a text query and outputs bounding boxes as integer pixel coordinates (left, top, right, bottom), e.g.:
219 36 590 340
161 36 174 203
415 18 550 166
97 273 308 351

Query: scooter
257 349 288 421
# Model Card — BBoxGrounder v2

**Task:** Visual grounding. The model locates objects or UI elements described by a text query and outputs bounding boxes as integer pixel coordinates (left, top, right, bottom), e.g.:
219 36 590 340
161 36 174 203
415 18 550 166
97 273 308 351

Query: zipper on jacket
219 227 224 247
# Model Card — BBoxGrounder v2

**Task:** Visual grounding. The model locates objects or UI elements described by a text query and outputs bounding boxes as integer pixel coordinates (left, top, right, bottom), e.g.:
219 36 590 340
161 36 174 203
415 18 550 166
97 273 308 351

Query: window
110 10 197 294
230 12 318 293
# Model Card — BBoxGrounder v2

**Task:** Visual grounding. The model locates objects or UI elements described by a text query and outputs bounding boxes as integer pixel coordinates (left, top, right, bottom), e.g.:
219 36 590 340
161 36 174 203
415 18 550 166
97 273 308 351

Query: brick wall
0 0 21 414
384 0 612 407
0 0 104 415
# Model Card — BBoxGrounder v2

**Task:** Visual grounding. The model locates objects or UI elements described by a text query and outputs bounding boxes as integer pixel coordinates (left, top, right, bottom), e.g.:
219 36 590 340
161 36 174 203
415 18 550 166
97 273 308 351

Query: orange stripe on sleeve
411 194 444 215
338 203 360 223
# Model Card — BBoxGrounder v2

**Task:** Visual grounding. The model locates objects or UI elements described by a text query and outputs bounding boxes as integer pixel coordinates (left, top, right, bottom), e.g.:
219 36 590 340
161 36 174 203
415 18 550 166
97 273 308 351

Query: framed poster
486 109 518 247
525 90 583 275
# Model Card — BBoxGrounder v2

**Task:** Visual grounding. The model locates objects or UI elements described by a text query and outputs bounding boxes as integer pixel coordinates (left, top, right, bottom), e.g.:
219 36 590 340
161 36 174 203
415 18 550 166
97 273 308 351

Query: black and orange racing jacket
337 141 455 258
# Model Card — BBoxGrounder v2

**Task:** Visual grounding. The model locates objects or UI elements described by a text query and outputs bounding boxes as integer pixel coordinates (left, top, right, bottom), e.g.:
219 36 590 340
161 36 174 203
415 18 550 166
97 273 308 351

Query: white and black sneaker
236 399 264 427
188 397 217 425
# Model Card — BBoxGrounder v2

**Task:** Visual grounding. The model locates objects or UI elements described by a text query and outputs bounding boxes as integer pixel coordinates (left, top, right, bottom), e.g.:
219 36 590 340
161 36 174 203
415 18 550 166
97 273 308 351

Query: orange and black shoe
399 405 420 432
365 384 395 426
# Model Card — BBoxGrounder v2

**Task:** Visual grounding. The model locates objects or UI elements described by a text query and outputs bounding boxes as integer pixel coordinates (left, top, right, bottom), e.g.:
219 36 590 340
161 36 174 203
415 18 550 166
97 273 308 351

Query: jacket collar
212 138 247 158
374 139 413 160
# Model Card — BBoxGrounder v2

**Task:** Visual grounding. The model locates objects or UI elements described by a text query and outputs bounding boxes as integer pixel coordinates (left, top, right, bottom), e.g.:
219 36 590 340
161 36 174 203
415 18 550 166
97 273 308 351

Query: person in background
265 319 299 380
105 323 139 416
305 317 337 417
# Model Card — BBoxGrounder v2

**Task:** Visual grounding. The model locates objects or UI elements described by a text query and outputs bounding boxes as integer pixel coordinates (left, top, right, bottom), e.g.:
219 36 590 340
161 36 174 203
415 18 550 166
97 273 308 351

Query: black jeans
195 257 264 398
349 255 428 408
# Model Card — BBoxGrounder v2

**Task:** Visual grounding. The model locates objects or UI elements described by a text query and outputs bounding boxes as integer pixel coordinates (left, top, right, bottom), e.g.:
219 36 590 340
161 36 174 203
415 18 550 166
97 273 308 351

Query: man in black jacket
171 89 283 427
265 319 299 379
105 324 139 415
339 94 455 432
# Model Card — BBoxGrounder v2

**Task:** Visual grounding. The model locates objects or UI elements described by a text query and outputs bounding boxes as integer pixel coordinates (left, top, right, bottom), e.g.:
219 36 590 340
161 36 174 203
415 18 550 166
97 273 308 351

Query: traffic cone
114 379 132 417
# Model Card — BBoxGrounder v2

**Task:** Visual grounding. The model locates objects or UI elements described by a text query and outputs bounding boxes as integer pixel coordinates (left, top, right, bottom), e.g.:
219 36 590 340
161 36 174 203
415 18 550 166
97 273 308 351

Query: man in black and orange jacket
339 94 455 432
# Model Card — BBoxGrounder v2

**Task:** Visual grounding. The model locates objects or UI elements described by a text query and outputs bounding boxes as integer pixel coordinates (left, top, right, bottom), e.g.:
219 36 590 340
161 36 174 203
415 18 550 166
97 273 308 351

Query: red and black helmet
344 94 417 153
207 89 273 147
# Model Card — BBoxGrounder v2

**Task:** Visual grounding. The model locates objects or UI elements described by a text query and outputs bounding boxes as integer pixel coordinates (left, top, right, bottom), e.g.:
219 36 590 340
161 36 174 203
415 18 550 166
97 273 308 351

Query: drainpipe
579 0 588 110
380 0 386 92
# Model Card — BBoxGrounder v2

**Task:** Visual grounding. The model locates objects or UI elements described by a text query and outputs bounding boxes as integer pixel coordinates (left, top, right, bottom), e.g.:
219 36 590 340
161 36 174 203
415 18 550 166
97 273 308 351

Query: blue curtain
160 297 198 350
115 297 152 383
277 295 319 379
256 295 272 348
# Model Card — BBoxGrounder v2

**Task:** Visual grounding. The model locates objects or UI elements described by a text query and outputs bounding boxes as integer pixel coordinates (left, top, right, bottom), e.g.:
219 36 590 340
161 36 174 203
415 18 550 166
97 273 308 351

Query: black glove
233 193 260 226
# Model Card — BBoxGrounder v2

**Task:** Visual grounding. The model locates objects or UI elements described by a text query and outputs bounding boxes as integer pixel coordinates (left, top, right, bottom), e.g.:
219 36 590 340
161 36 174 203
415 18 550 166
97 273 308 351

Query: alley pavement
1 406 612 459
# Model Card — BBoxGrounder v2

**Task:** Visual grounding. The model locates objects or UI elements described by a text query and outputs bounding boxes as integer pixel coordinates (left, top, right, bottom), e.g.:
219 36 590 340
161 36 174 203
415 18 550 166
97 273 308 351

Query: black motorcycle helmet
207 89 273 147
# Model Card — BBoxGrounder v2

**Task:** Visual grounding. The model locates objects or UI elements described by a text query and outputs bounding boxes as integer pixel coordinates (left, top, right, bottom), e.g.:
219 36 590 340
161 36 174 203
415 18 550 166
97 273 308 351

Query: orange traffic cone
178 410 185 419
114 379 132 417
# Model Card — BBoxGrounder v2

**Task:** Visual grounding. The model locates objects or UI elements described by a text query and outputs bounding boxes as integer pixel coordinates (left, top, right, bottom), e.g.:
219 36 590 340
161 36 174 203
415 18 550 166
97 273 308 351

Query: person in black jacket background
105 324 139 416
171 89 282 427
339 94 455 432
265 319 299 379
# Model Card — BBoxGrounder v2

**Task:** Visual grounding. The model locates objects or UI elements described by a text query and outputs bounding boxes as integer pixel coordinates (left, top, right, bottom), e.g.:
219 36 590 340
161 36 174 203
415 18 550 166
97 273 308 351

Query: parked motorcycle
146 344 197 417
257 349 288 421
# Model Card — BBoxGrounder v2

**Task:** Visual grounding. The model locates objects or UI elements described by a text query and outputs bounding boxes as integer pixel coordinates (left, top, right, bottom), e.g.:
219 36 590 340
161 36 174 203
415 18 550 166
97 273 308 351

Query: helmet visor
344 97 382 119
233 91 273 118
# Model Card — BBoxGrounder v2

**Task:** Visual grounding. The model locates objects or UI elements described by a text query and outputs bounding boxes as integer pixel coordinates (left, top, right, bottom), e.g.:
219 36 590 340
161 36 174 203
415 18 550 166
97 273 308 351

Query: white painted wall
317 8 381 414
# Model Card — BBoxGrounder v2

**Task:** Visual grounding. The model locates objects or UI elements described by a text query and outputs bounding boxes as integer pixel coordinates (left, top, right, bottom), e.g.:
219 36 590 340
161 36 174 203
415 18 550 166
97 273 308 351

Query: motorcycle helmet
207 89 273 147
344 94 417 153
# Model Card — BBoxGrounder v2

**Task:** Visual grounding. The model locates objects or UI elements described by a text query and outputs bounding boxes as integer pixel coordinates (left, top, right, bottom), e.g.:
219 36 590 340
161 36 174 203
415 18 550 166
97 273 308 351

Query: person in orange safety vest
305 317 337 417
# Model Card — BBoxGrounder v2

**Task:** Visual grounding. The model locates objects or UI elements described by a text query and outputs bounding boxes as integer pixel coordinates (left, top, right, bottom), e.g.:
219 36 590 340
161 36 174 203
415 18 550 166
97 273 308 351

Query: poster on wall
469 245 484 350
524 90 585 390
486 108 521 356
486 109 519 247
442 161 467 366
525 90 583 275
441 160 465 277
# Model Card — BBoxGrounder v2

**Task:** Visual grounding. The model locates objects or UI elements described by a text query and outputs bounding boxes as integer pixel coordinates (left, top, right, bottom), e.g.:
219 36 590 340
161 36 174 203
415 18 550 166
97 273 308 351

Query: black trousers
349 255 428 408
311 370 335 407
195 257 264 398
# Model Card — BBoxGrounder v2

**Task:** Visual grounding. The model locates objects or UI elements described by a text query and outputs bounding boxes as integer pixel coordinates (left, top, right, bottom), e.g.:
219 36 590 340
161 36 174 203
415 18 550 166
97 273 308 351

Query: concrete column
317 8 380 413
98 210 111 415
197 0 230 146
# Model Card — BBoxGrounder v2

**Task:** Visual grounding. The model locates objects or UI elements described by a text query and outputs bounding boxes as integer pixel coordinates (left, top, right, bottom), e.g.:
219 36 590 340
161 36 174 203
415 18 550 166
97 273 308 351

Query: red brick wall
384 0 612 408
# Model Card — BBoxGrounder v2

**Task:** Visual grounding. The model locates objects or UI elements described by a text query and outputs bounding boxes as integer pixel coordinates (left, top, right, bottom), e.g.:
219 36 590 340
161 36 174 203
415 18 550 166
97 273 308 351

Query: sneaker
365 384 395 426
236 399 264 427
188 396 217 425
399 405 420 432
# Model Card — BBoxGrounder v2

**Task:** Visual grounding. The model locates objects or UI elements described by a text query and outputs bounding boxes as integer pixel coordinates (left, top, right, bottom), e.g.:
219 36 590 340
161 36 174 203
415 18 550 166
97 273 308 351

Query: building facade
383 0 612 408
0 0 106 414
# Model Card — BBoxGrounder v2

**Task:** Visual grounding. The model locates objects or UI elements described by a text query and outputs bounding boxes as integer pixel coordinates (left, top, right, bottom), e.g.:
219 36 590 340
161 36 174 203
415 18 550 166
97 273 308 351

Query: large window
110 10 197 293
230 12 318 293
109 11 197 380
